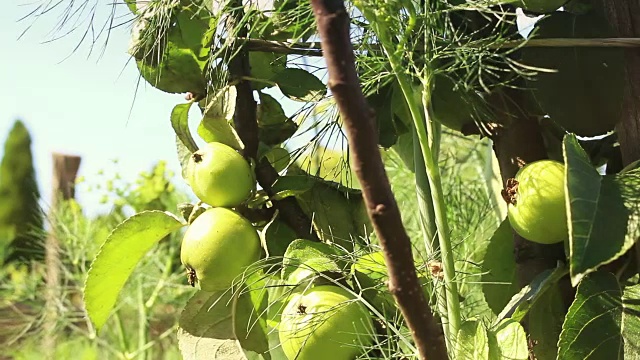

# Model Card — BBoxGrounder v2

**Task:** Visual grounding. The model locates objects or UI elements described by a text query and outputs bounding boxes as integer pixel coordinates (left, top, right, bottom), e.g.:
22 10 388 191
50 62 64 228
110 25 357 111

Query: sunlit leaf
456 320 489 360
564 135 640 285
558 271 640 359
274 68 326 102
488 319 528 360
84 211 185 332
495 265 568 325
281 239 345 285
249 52 286 90
171 101 198 153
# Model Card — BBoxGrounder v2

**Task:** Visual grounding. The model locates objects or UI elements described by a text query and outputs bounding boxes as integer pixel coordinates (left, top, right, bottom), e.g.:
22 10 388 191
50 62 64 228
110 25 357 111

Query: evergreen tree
0 120 44 264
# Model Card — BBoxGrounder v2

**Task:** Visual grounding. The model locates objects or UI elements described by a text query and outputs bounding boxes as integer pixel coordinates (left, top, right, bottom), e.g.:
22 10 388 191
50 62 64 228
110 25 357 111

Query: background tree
0 120 44 265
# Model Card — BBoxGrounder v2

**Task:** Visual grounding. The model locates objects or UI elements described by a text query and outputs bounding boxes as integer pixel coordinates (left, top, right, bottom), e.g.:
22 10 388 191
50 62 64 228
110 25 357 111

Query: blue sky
0 1 215 215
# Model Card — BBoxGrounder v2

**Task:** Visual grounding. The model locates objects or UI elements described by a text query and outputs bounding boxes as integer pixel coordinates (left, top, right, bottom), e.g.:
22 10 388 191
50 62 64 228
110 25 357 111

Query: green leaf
263 147 290 173
558 271 640 359
495 265 568 325
178 291 243 359
197 87 243 149
294 179 370 250
233 274 271 358
258 92 287 125
178 288 271 360
136 44 207 95
528 282 565 360
84 211 185 332
274 68 326 102
257 92 298 145
261 215 298 261
488 319 528 360
176 135 192 180
564 135 639 285
366 80 399 148
171 102 199 153
258 122 298 146
281 239 344 284
481 218 518 316
456 320 489 360
270 175 315 199
249 52 286 90
198 115 242 150
293 145 360 190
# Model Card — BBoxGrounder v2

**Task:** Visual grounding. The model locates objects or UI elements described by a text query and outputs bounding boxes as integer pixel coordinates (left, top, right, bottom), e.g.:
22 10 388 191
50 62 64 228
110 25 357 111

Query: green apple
279 285 374 360
186 142 254 208
180 207 261 291
506 160 568 244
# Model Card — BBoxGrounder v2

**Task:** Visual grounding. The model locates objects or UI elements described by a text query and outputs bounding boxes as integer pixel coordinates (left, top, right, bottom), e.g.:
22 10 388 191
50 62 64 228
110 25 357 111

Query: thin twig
236 37 640 57
225 1 319 242
309 1 447 359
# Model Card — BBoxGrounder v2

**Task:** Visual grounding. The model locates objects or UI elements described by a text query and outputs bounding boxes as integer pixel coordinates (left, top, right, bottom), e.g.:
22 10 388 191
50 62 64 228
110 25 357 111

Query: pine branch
226 1 319 242
309 1 447 359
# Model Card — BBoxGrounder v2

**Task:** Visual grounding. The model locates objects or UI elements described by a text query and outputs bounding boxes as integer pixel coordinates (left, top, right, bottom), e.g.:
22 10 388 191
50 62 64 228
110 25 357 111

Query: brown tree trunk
603 0 640 165
43 153 81 359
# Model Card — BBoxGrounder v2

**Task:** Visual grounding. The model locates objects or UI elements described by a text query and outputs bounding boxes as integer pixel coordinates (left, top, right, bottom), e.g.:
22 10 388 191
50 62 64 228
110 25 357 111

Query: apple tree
28 0 640 358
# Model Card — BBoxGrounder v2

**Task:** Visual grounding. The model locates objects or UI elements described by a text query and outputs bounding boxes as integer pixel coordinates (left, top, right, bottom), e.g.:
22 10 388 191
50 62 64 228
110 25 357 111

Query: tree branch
236 37 640 58
309 1 447 359
603 0 640 165
226 2 319 242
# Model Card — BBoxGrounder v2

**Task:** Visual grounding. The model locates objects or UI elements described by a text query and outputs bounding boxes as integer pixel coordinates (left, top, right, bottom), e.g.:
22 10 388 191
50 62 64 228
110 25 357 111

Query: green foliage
558 271 640 359
564 135 640 285
27 0 640 358
0 120 43 264
273 68 327 102
85 211 185 332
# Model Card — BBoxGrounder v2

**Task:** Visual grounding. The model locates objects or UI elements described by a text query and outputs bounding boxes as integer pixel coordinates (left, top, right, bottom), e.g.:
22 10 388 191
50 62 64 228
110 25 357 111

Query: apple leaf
558 271 640 359
487 319 528 360
84 211 185 332
563 134 640 285
257 92 287 125
233 274 271 359
263 146 290 173
178 289 271 360
197 115 243 151
202 86 237 122
176 135 194 180
495 265 568 325
481 218 518 316
270 175 315 200
171 101 198 153
455 320 489 360
281 239 345 284
294 179 370 250
528 281 565 360
365 80 400 148
274 68 326 102
249 52 286 90
261 215 298 264
256 93 298 145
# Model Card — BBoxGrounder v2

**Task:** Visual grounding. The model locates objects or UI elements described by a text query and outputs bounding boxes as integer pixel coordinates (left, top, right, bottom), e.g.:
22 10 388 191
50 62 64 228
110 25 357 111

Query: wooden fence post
43 153 81 359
